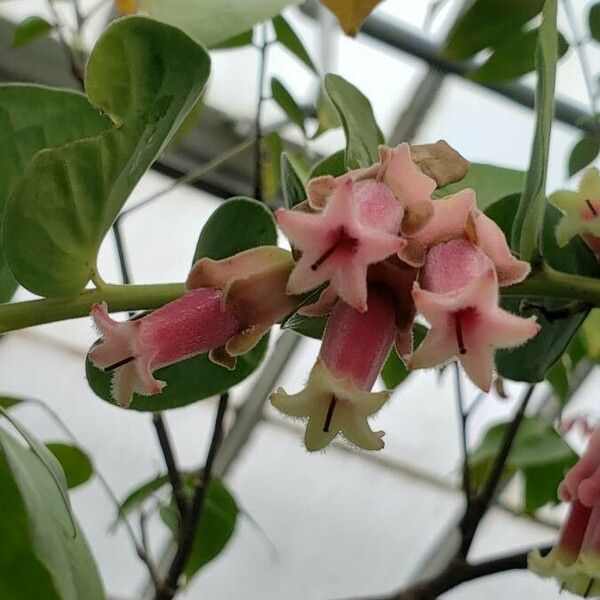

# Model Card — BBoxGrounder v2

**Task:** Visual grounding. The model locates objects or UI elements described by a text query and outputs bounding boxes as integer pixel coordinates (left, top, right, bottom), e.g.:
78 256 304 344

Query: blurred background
0 0 598 598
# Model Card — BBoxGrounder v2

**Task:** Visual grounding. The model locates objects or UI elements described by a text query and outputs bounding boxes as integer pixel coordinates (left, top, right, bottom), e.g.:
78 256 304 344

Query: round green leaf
568 137 600 177
46 443 93 490
5 17 210 297
0 429 104 600
12 16 53 48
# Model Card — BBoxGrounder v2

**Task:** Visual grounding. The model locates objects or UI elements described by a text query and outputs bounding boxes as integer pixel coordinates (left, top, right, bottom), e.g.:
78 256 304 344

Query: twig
153 414 189 520
254 24 270 201
154 392 230 600
138 511 162 590
453 363 471 500
458 385 536 557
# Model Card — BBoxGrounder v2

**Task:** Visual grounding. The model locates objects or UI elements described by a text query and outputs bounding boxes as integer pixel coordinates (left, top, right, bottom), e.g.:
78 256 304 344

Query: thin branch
254 24 270 201
453 363 471 500
138 511 162 591
152 414 189 520
154 392 230 600
458 385 536 557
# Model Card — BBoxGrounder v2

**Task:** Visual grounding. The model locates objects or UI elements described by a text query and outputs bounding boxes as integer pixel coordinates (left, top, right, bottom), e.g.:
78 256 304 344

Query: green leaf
114 474 170 526
312 86 341 138
443 0 544 60
272 15 317 74
271 77 306 135
12 16 53 48
495 196 600 382
581 309 600 361
0 86 111 303
5 17 210 297
436 163 525 212
309 149 347 179
469 28 568 84
0 396 23 409
0 406 76 535
470 417 576 512
568 137 600 177
46 443 93 490
281 152 306 209
211 29 254 50
546 360 569 404
261 131 284 202
590 3 600 42
511 0 558 262
324 73 383 169
193 197 277 262
147 0 301 48
0 430 105 600
185 478 239 578
381 324 428 388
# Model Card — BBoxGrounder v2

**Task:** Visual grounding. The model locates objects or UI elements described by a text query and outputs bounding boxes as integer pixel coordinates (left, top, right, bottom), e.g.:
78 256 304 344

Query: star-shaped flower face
270 360 389 451
89 289 241 407
408 240 540 392
276 178 406 312
550 168 600 248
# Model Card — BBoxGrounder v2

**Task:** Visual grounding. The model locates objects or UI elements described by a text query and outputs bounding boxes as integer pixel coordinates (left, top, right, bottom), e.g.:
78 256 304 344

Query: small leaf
581 309 600 361
320 0 384 36
185 478 239 578
568 137 600 177
261 131 284 202
309 149 347 179
443 0 544 60
271 77 306 134
12 16 53 48
0 396 23 410
469 28 568 84
0 429 104 599
212 29 254 50
281 153 306 209
436 163 525 212
147 0 301 48
590 3 600 42
272 15 317 73
469 417 576 512
324 73 383 169
46 443 93 490
381 325 428 388
312 86 341 138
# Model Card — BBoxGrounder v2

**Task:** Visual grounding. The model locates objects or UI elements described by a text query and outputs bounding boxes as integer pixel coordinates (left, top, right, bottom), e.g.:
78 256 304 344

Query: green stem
0 283 185 334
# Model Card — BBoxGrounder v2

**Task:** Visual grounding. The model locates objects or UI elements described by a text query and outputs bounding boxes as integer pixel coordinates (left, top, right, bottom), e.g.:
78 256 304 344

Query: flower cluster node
89 140 539 452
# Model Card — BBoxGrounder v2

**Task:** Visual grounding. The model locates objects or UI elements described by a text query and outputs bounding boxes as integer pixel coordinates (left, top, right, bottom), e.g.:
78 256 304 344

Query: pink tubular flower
89 246 298 407
276 177 406 312
408 239 540 392
269 287 396 451
560 428 600 508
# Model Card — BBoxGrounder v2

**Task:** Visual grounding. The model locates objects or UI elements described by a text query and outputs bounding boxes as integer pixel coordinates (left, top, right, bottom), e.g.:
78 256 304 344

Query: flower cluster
529 428 600 597
88 141 539 451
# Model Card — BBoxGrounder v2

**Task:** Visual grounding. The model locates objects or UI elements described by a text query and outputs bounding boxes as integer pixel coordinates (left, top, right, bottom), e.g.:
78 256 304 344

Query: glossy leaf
0 429 104 600
271 77 306 134
12 16 53 47
494 196 600 382
320 0 384 36
381 325 428 388
272 15 317 73
469 417 576 513
511 0 558 261
443 0 544 60
147 0 301 48
469 28 568 83
193 197 277 262
590 3 600 42
309 149 347 179
324 73 383 169
46 443 93 490
185 478 239 578
0 86 111 302
568 137 600 177
5 17 210 297
281 153 307 209
436 163 524 212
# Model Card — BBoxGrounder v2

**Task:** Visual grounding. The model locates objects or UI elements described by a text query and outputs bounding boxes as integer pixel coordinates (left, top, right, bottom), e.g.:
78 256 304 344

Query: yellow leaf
320 0 384 36
116 0 138 15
